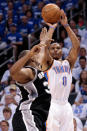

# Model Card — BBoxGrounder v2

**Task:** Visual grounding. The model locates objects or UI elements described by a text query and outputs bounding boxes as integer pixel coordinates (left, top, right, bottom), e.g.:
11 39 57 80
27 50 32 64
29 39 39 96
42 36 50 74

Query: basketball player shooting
40 9 80 131
10 8 80 131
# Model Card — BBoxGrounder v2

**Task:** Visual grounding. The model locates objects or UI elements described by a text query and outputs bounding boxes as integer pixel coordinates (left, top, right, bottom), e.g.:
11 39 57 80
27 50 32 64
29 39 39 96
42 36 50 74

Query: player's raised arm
40 23 57 45
10 45 41 83
60 10 80 70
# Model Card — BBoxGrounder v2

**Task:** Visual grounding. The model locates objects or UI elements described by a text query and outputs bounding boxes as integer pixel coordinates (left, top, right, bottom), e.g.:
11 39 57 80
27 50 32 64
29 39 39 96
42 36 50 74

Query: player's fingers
42 27 45 34
40 28 44 36
40 27 47 39
60 10 65 19
41 27 47 35
43 27 47 34
42 27 46 33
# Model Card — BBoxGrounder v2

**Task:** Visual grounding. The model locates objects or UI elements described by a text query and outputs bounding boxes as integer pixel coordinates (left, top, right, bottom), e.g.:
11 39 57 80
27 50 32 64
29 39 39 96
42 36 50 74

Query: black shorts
12 110 46 131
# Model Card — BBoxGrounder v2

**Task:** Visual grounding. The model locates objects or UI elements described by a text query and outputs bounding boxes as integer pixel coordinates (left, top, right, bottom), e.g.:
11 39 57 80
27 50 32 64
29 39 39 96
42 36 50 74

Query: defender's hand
40 27 48 42
40 27 54 45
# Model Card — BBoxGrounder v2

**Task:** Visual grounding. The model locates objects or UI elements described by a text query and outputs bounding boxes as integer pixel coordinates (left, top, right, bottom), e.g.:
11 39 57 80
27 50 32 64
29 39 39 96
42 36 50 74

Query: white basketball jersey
47 59 72 103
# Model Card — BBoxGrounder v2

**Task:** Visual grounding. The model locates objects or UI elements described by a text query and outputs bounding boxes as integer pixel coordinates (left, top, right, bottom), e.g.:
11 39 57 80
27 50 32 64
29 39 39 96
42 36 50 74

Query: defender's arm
10 46 40 84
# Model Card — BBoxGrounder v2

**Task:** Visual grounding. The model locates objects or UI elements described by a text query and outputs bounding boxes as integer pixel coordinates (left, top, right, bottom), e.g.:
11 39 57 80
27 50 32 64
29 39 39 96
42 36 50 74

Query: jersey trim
45 60 54 73
21 103 39 131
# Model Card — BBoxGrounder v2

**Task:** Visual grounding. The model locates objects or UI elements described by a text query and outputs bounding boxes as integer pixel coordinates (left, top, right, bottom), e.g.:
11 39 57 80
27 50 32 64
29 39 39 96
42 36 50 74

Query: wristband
64 24 69 28
50 26 56 29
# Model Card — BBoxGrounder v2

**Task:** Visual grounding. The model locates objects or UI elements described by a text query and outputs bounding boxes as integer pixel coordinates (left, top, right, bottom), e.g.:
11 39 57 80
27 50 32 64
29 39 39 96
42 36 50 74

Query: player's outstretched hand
40 27 48 42
40 27 54 46
60 10 68 26
40 22 57 44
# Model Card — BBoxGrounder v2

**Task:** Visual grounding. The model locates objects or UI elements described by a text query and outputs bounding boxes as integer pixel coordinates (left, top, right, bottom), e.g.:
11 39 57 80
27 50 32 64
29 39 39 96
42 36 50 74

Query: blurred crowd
0 0 87 131
0 0 84 60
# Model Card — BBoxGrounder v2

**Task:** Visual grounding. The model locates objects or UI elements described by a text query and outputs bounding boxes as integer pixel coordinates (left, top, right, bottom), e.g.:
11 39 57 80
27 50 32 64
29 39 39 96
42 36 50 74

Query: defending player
10 42 52 131
40 10 80 131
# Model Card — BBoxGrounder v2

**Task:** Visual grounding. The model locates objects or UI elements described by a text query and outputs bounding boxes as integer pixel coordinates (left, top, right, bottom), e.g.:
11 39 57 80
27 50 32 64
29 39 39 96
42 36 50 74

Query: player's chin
53 57 60 60
53 55 60 60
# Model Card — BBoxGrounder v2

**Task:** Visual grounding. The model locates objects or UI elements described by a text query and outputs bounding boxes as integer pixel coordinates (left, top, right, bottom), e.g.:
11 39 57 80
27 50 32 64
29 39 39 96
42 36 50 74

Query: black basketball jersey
15 66 51 131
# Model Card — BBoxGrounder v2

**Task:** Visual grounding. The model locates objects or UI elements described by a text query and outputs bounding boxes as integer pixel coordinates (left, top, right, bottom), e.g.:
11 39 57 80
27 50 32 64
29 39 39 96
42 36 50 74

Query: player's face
49 43 62 60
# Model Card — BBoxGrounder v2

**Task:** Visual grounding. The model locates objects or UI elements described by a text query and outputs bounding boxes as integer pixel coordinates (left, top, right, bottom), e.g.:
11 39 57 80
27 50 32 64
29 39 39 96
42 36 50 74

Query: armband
64 24 69 28
50 26 56 29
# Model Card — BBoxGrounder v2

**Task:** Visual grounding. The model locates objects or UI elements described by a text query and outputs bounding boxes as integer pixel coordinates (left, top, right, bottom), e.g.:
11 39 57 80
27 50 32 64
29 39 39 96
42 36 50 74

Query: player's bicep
10 68 35 84
66 47 79 69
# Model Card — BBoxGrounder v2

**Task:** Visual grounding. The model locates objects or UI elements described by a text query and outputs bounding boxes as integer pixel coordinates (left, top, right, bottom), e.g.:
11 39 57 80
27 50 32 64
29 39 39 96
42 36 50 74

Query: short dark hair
79 56 86 61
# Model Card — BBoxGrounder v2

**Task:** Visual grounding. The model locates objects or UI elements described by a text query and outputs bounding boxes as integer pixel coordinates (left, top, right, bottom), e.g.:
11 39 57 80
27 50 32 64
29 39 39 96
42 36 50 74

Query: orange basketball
42 4 60 24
